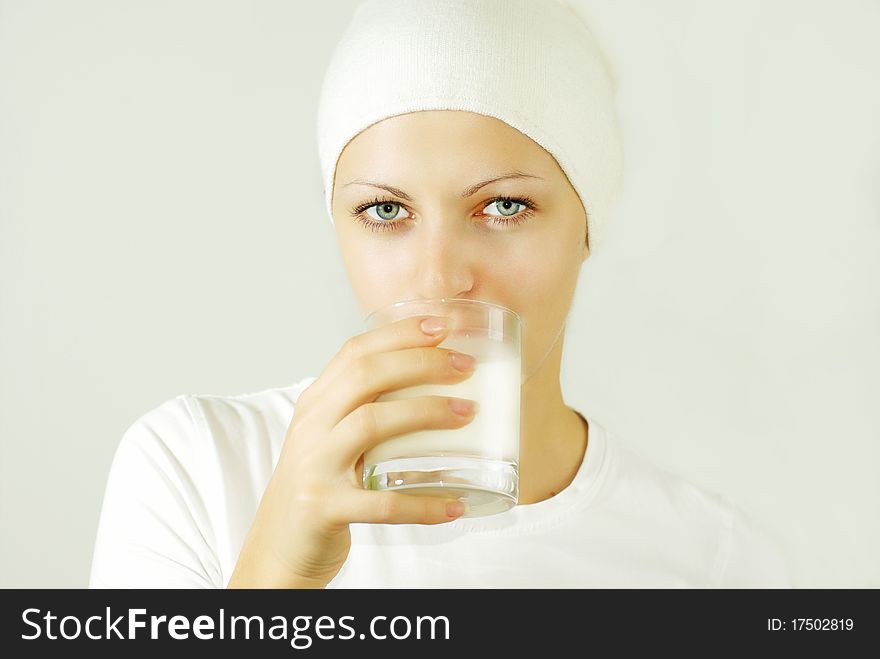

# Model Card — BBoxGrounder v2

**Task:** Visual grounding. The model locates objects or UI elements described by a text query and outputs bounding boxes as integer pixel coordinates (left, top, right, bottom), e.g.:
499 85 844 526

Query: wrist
227 548 329 589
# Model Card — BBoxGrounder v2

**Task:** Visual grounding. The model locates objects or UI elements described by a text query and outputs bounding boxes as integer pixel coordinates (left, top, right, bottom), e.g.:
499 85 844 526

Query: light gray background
1 0 878 588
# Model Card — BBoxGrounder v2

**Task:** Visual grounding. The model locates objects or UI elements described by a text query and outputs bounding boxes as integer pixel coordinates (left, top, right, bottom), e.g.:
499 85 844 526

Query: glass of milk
362 297 522 518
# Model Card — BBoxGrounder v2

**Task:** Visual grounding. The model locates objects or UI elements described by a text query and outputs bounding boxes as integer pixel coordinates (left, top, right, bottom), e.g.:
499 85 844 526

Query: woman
89 0 793 588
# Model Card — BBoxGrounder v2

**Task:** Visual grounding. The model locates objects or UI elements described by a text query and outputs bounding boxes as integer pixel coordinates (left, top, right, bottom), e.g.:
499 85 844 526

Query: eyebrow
342 171 544 201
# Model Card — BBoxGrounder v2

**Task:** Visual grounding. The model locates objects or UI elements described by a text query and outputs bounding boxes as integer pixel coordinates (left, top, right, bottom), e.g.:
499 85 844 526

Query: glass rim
363 296 523 327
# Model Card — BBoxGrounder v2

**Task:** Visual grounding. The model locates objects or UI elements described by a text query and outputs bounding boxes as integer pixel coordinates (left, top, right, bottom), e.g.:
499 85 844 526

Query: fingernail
448 398 475 416
450 351 475 371
446 501 465 518
421 317 448 335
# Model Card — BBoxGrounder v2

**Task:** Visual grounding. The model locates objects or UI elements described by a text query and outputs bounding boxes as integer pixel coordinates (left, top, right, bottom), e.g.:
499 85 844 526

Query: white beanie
316 0 623 252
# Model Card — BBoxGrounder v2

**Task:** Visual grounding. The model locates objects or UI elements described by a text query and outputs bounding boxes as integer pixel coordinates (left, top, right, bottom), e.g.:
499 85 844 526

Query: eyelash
349 195 538 233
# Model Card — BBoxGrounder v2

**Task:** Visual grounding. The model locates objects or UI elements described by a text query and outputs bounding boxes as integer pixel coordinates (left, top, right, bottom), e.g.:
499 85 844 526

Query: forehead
335 110 555 174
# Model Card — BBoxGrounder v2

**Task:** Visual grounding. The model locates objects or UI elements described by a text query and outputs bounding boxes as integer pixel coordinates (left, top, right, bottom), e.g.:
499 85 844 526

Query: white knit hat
316 0 623 252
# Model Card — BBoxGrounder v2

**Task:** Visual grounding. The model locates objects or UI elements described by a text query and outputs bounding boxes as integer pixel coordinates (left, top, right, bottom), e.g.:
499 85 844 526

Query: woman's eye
484 199 525 217
366 202 408 222
353 195 535 233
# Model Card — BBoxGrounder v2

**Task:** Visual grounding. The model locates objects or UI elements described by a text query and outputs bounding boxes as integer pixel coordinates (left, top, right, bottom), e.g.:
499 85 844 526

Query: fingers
340 488 466 526
330 344 474 428
332 395 478 469
298 315 451 409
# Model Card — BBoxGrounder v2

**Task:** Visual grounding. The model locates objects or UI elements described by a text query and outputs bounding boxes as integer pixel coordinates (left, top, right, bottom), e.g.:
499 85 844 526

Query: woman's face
331 110 588 381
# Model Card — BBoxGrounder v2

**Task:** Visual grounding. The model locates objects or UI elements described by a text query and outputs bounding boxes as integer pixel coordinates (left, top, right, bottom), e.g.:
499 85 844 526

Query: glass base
363 456 518 518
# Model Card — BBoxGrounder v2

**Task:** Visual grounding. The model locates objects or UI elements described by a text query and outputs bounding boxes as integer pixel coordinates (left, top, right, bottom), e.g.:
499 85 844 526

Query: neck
516 324 588 505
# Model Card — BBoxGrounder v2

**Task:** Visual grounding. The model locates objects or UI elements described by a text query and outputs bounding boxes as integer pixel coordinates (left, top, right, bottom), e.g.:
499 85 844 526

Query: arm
88 396 220 588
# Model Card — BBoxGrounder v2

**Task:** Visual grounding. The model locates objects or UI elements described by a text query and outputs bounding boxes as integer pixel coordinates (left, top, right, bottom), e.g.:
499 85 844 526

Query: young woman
89 0 793 588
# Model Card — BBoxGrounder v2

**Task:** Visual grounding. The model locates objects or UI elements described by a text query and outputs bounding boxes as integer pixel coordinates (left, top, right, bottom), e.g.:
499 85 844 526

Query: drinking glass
362 297 522 517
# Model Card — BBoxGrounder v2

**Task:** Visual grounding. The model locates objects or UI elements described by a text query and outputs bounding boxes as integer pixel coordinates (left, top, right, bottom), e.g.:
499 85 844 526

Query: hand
228 314 477 588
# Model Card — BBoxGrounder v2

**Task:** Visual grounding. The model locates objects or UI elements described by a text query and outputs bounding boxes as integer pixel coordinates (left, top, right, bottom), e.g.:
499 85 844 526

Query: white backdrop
1 0 877 588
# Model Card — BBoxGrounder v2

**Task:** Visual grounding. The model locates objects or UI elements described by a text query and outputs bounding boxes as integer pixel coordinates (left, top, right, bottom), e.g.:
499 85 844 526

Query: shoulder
116 376 319 464
600 430 793 587
89 377 318 588
712 503 795 588
183 376 319 458
601 433 729 527
104 394 199 486
103 375 319 511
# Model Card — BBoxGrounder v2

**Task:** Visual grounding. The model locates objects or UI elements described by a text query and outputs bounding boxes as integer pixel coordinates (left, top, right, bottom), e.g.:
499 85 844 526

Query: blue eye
365 201 408 222
485 198 526 217
350 195 538 233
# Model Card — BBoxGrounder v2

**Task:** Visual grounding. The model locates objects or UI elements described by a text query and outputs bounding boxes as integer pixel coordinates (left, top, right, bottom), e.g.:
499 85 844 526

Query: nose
412 220 474 306
388 217 516 330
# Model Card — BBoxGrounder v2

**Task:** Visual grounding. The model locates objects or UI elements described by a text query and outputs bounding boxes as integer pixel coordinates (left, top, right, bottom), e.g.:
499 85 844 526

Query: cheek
498 237 580 368
498 233 575 307
340 240 409 315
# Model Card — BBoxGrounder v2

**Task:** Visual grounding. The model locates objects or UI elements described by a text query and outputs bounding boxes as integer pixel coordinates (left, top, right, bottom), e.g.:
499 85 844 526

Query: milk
364 332 521 467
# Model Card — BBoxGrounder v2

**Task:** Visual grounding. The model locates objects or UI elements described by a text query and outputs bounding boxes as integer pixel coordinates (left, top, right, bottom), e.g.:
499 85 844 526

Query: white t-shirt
89 377 795 588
